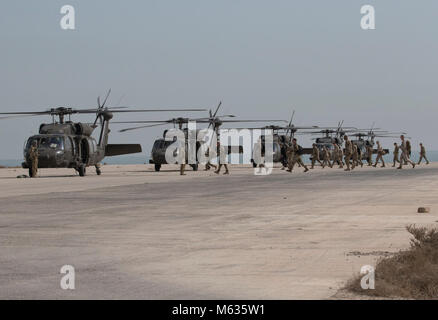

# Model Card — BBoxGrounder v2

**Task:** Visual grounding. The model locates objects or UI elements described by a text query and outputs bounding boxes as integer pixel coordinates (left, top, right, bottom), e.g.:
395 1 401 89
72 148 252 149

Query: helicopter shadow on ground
1 173 80 180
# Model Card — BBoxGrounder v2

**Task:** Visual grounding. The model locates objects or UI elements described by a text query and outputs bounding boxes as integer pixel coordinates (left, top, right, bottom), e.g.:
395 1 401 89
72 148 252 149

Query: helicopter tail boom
105 144 142 157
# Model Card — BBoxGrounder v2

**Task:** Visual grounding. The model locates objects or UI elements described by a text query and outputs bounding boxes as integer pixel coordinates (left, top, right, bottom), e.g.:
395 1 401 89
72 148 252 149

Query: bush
346 225 438 299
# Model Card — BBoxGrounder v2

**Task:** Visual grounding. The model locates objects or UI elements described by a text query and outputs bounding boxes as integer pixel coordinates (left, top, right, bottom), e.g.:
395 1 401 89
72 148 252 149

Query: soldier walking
311 143 323 169
373 141 385 167
321 146 332 168
214 141 229 175
418 143 430 165
352 144 361 168
392 142 400 167
286 138 309 173
357 146 364 167
366 144 373 166
338 145 344 167
397 135 415 169
280 138 289 170
204 146 217 171
331 143 343 168
343 135 354 171
179 141 187 175
28 140 39 178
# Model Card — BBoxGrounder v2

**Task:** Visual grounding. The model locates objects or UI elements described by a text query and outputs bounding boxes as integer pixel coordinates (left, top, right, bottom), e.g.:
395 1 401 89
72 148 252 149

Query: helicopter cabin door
79 138 90 165
63 136 74 163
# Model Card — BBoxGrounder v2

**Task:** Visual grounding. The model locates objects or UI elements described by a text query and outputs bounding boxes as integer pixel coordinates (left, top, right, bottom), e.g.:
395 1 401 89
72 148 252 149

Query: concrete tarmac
0 163 437 299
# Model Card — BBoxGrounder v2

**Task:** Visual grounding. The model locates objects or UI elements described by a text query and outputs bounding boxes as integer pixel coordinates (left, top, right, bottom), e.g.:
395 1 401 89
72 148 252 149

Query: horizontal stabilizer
106 144 142 156
301 148 313 155
227 146 244 154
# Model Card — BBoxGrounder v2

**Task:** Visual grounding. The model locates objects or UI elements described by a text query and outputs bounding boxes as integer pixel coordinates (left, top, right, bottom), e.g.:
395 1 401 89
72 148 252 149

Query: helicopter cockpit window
40 136 65 149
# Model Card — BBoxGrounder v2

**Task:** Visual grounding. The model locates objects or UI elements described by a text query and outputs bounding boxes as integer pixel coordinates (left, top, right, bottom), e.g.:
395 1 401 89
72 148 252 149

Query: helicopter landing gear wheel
78 164 86 177
252 161 257 168
154 164 161 172
190 164 198 171
96 166 101 176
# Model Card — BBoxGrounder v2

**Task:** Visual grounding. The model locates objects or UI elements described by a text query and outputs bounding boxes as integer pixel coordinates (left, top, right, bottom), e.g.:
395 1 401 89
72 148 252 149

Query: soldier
366 144 373 166
321 146 332 168
406 140 412 158
331 143 343 168
215 141 229 175
418 143 430 165
204 145 217 171
286 138 309 173
352 144 360 168
397 135 415 169
280 138 289 170
356 145 364 167
310 143 323 169
373 141 385 167
28 140 39 178
179 143 187 176
338 145 344 167
343 135 354 171
392 142 400 167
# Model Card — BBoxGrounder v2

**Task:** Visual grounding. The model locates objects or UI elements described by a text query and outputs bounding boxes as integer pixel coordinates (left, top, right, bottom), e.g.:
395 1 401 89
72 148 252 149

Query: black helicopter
350 128 407 159
306 121 358 154
236 111 322 167
115 101 287 171
0 90 206 177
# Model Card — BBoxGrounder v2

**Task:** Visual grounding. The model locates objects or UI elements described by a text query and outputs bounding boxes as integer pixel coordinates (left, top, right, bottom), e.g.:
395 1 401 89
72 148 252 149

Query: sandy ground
0 162 437 299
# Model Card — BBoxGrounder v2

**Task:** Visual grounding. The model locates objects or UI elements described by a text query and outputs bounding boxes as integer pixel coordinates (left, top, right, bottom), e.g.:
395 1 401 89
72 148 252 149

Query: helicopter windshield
26 136 65 150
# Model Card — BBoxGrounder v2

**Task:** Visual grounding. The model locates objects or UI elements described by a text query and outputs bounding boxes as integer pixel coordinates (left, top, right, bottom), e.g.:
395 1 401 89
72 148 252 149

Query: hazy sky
1 0 437 159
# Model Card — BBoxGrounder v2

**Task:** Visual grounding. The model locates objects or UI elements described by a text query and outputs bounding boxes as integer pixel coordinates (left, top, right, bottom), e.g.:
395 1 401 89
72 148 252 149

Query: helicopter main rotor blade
0 111 52 115
0 114 47 120
0 106 199 116
101 89 112 108
212 101 222 118
204 119 288 123
119 123 170 132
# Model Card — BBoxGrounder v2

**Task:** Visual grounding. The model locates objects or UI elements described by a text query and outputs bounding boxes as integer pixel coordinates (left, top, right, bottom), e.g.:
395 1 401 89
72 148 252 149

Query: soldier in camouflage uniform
343 135 354 171
28 140 39 178
338 145 344 167
418 143 430 165
286 138 309 173
204 145 217 171
392 142 400 167
179 141 187 175
352 144 360 168
280 138 289 170
373 141 385 167
310 143 323 169
215 141 229 175
398 135 415 169
331 143 343 168
366 144 373 166
321 146 332 168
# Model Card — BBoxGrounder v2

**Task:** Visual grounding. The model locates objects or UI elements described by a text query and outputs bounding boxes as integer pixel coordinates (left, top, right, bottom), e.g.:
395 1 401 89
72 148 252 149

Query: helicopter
306 121 359 154
228 110 325 167
350 130 407 159
115 101 287 171
246 111 323 167
0 90 207 177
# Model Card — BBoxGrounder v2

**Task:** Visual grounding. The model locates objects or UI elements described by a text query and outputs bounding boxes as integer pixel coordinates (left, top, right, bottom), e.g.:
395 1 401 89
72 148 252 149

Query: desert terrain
0 163 437 299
